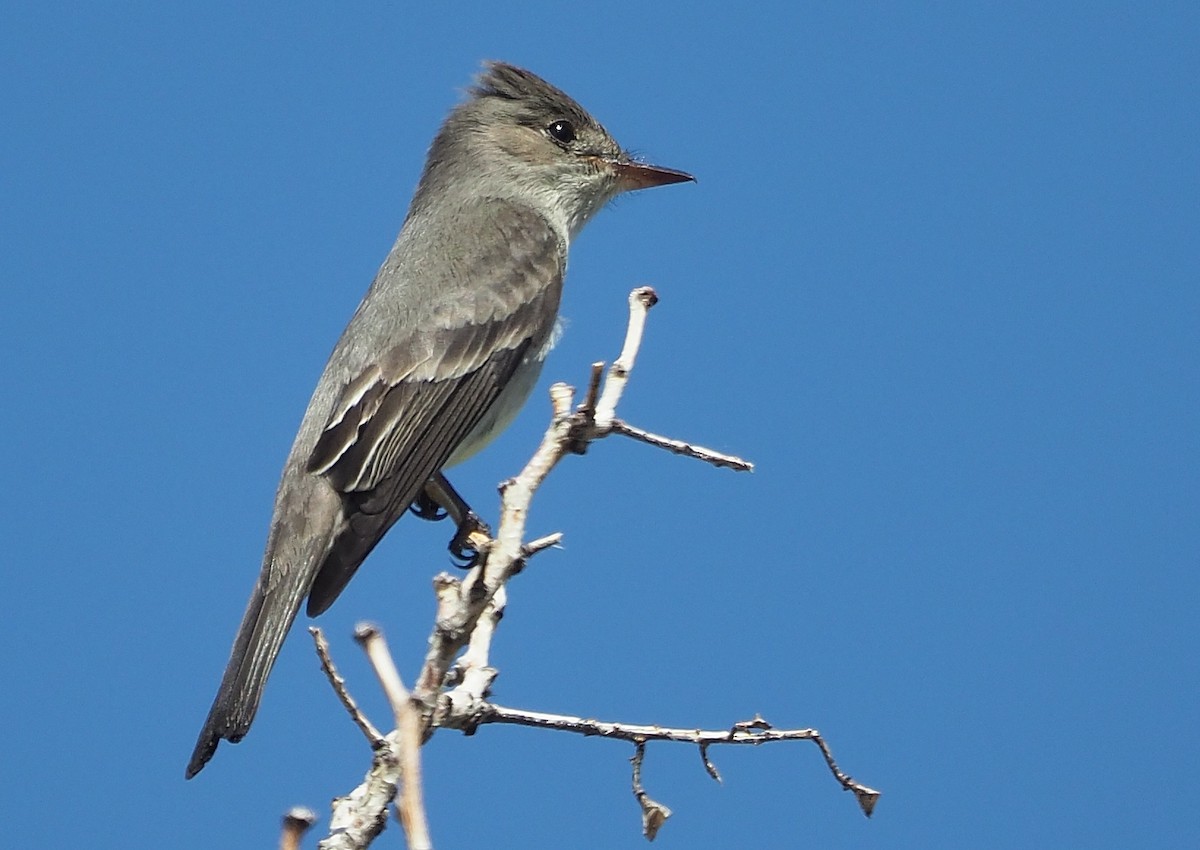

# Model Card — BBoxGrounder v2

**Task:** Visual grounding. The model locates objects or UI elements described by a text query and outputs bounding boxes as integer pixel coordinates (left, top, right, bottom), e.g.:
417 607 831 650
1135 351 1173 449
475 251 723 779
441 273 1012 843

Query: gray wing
188 199 565 780
303 201 565 614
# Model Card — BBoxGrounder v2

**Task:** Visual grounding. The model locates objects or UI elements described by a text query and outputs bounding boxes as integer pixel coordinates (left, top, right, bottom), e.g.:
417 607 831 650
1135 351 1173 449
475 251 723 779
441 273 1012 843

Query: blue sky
3 2 1197 848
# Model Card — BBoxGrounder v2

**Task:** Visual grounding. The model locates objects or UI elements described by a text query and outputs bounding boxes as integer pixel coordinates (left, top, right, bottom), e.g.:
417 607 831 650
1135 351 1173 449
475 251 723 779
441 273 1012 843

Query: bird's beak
611 160 695 191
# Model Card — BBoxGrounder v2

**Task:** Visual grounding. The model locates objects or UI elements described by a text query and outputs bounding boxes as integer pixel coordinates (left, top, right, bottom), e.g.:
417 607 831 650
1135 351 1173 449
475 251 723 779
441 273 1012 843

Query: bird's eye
547 119 576 144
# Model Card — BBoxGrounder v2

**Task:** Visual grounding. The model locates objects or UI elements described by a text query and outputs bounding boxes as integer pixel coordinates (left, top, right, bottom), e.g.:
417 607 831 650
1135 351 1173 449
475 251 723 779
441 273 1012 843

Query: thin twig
354 625 432 850
630 740 671 840
610 418 754 471
354 624 409 726
699 742 721 783
577 361 605 418
280 807 318 850
522 531 564 558
309 627 384 747
594 286 657 430
444 589 505 717
475 705 879 818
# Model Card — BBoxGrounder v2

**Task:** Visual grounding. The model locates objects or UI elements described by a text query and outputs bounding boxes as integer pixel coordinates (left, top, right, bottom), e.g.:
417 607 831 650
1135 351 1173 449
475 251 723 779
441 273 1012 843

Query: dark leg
421 472 492 565
410 488 448 521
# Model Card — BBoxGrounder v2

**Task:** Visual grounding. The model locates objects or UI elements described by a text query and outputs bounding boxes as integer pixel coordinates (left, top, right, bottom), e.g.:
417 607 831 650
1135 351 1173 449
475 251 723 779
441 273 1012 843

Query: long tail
187 477 345 779
186 565 310 778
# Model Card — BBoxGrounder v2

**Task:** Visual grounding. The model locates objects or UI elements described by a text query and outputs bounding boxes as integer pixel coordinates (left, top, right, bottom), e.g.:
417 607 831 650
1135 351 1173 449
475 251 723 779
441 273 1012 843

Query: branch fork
304 288 869 848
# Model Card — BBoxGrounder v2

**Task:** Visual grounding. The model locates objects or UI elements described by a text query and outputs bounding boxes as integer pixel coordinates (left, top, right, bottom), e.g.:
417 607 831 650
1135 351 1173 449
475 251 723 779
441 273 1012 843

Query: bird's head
414 62 694 239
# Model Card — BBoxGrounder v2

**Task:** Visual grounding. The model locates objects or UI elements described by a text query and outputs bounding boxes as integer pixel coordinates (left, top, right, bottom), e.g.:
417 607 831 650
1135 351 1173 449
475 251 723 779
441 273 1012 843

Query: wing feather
300 200 565 615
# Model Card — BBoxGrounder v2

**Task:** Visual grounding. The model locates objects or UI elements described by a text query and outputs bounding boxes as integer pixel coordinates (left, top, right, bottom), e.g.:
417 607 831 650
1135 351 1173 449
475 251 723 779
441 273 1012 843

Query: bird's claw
449 512 492 568
410 490 449 522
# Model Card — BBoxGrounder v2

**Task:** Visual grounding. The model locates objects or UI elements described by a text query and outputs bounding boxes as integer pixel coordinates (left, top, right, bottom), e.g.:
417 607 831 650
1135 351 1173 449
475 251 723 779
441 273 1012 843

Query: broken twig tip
854 786 881 818
632 286 659 308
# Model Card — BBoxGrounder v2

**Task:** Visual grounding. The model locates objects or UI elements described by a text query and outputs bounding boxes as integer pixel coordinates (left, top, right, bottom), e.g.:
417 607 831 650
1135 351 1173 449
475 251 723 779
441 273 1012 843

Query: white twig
280 807 318 850
472 706 880 818
610 418 754 471
443 589 505 717
310 627 384 747
631 741 672 841
594 286 657 430
312 289 853 848
354 625 432 850
413 381 575 702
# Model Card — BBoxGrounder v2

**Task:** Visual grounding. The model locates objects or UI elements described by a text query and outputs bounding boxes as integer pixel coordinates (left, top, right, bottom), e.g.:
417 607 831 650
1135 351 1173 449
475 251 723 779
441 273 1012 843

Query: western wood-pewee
187 61 692 777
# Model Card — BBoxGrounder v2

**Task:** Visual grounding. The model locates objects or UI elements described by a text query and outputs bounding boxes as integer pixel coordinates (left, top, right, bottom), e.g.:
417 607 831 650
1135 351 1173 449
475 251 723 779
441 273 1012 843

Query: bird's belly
445 350 547 467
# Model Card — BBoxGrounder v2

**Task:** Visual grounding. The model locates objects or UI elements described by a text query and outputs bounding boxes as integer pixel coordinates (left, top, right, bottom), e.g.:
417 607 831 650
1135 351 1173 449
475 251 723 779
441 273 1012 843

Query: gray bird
187 62 692 777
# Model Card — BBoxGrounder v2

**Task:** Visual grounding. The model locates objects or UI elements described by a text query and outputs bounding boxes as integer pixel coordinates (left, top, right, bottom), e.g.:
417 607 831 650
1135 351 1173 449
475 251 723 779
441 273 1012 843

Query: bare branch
320 747 398 850
809 731 881 818
313 289 868 845
354 625 432 850
281 807 318 850
630 740 672 841
561 287 753 476
609 418 754 471
470 705 878 818
354 624 409 726
522 532 563 558
576 361 606 420
699 742 721 783
412 381 575 702
594 286 657 430
442 590 505 720
310 627 384 748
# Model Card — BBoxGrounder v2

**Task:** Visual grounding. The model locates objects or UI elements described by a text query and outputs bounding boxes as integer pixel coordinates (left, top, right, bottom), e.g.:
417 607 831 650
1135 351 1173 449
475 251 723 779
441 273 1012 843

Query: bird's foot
410 490 449 522
450 511 492 568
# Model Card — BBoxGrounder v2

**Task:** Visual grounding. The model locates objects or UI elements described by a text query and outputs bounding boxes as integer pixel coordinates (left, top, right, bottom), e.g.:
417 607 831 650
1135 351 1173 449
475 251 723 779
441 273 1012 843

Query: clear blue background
3 2 1197 848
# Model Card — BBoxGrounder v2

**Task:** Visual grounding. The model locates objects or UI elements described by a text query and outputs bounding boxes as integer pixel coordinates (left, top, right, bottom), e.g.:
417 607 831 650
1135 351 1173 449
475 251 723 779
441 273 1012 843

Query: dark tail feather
186 569 308 779
306 508 403 617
